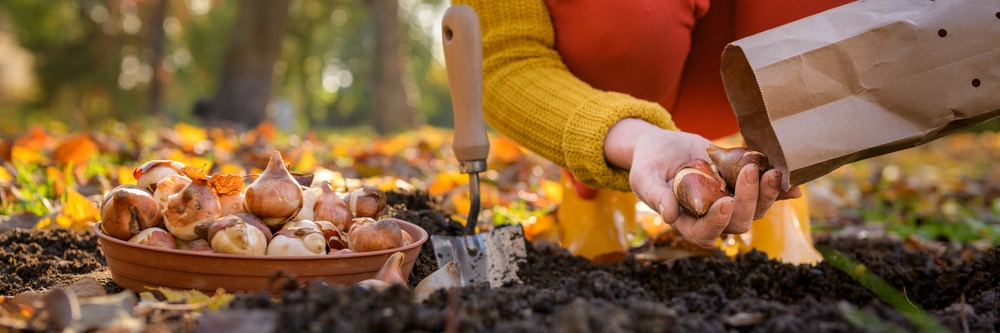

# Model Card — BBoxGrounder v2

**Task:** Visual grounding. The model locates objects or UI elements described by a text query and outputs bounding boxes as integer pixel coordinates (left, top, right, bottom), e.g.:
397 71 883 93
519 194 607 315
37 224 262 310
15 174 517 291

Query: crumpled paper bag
721 0 1000 190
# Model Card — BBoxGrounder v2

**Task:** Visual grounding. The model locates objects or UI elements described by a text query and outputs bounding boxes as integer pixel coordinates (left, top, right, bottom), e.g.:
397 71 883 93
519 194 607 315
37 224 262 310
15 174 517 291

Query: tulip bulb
177 238 213 252
673 159 728 218
134 160 185 192
706 144 771 193
348 218 405 253
219 193 246 216
356 252 407 291
413 261 461 303
101 185 164 240
315 220 349 250
207 215 268 255
163 167 222 240
127 227 177 250
293 187 322 221
342 185 386 220
244 151 304 227
153 174 191 208
267 227 327 256
313 181 354 231
401 230 413 246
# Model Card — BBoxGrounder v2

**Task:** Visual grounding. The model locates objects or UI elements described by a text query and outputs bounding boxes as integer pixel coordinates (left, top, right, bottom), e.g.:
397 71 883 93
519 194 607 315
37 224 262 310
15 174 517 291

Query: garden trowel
430 5 527 288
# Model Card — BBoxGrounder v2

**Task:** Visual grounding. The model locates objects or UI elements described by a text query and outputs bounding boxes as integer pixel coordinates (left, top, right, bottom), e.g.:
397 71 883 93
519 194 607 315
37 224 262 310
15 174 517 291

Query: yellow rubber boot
556 171 638 259
737 188 822 264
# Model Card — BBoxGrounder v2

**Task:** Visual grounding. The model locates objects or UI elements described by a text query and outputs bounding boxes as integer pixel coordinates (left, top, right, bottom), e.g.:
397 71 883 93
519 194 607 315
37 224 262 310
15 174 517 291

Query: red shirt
546 0 851 140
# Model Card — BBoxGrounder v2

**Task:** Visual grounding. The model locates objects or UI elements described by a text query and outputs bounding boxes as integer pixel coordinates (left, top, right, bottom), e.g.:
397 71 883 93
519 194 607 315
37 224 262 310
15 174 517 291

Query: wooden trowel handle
442 5 490 165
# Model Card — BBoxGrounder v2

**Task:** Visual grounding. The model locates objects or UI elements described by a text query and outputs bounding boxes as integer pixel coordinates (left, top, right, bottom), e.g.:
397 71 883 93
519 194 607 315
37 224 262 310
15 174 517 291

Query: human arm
450 0 676 192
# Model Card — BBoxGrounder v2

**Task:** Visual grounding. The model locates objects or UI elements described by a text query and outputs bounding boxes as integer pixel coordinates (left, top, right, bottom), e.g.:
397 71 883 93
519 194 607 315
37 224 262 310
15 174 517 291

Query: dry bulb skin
153 174 191 208
356 252 407 291
244 151 304 227
207 215 268 255
413 261 461 303
267 227 327 256
315 220 349 251
134 160 185 192
313 181 354 231
672 159 728 218
163 167 222 241
101 185 164 241
706 144 771 194
177 238 213 252
343 185 387 220
127 227 177 250
348 218 405 253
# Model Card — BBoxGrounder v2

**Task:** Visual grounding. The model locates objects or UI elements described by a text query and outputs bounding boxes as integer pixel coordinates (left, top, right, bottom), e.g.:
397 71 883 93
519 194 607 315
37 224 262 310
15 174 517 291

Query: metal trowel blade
430 225 527 287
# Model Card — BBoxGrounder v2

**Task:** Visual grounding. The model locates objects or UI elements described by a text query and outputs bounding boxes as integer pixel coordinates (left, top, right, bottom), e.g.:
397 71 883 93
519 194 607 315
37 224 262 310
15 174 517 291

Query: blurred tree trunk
146 0 169 116
369 0 414 134
207 0 290 128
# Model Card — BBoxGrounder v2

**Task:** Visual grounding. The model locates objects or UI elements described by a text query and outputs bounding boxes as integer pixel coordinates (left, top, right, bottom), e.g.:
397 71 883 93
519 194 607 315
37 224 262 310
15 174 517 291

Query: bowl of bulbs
95 150 428 294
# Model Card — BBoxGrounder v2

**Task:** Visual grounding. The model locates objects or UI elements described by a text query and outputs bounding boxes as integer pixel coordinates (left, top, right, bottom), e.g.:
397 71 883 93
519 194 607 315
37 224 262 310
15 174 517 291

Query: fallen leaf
71 292 143 333
194 309 277 333
0 212 42 231
64 278 107 299
490 136 524 164
142 287 235 312
11 145 44 165
53 134 98 166
44 288 80 331
174 122 208 152
209 174 244 197
36 187 100 231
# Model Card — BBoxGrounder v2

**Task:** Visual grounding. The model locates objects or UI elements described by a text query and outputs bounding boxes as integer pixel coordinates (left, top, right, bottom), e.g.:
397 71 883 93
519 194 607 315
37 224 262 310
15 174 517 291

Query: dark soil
3 191 999 332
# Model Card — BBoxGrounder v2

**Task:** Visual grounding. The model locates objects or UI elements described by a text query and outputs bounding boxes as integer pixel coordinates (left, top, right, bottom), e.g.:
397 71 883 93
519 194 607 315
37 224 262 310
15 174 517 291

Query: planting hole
444 28 453 42
973 79 981 87
938 29 947 37
996 12 999 19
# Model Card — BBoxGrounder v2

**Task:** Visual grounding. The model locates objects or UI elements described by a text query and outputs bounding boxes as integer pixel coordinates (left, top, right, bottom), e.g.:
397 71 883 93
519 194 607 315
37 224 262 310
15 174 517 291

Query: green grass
818 246 949 333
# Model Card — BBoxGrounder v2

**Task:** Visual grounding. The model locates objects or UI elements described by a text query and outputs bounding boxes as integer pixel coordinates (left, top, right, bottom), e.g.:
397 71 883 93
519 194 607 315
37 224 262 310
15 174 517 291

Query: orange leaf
53 134 98 166
181 165 208 181
63 187 100 223
117 166 136 185
11 145 44 164
428 171 466 196
490 136 524 164
14 125 56 151
209 174 244 196
0 166 11 183
296 149 317 173
174 122 207 151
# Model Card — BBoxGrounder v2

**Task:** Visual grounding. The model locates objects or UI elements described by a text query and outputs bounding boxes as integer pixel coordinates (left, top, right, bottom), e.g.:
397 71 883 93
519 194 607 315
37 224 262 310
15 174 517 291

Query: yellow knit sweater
452 0 679 192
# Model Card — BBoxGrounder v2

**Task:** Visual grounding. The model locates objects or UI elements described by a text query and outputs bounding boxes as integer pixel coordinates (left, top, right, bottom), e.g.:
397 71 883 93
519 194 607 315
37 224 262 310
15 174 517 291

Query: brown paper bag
721 0 1000 191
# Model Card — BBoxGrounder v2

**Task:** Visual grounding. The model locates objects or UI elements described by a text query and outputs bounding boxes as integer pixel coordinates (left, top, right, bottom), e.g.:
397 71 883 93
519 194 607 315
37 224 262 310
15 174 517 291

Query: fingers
723 164 760 234
671 197 735 248
754 169 783 219
631 173 681 223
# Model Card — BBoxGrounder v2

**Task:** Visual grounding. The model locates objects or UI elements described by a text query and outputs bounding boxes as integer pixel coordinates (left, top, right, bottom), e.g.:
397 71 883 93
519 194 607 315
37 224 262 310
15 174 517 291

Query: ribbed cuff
562 92 677 192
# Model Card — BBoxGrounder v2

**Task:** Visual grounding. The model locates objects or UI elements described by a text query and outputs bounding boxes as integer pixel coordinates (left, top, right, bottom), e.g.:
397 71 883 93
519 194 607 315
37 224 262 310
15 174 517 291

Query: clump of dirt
2 191 999 333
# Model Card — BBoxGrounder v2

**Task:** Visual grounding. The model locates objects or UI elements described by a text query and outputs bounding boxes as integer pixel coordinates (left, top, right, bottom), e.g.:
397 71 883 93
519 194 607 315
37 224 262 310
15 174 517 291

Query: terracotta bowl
95 221 428 294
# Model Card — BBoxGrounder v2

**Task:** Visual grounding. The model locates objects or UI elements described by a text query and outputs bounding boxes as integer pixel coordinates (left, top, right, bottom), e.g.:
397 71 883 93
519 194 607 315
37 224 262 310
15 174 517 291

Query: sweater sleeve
451 0 679 192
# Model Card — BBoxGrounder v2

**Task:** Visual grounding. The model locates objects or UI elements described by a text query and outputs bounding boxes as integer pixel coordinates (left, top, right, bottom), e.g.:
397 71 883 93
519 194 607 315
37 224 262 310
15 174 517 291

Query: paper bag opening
721 0 1000 191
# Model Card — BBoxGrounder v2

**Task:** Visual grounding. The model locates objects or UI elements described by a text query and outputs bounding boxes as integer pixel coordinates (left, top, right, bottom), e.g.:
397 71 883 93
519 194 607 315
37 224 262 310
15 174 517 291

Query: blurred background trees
0 0 453 134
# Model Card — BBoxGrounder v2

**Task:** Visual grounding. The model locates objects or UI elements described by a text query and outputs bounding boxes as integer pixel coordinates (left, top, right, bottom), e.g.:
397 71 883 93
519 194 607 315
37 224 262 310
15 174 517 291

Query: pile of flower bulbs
100 151 413 256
